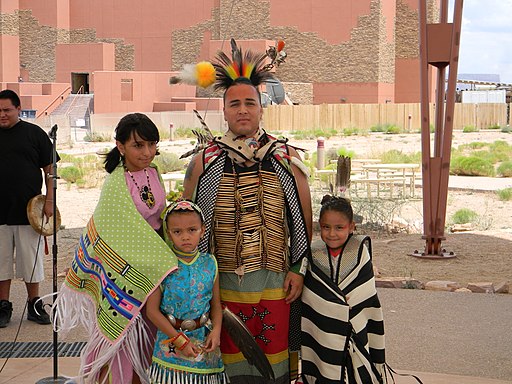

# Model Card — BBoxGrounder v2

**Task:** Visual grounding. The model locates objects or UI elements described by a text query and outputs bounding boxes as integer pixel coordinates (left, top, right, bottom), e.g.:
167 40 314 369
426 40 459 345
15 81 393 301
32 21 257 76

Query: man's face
223 83 263 138
0 99 20 129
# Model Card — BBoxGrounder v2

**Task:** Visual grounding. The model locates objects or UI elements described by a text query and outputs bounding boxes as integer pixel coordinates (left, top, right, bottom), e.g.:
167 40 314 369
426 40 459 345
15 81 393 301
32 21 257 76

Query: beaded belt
167 313 209 331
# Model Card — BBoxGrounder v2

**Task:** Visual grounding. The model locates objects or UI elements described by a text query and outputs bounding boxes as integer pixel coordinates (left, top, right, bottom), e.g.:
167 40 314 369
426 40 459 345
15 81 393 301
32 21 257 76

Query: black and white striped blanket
301 235 386 384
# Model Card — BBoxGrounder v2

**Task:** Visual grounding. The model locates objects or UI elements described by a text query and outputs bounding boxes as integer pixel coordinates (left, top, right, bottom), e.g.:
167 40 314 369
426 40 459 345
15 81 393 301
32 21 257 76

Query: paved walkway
447 175 512 191
1 282 511 383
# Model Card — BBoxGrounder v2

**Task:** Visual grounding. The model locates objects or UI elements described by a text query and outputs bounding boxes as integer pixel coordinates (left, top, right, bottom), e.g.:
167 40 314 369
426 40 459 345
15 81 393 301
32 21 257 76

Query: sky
453 0 512 84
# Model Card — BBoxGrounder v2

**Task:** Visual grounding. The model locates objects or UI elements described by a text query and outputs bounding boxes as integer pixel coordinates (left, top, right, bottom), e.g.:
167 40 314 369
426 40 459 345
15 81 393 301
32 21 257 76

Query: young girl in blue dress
146 200 226 384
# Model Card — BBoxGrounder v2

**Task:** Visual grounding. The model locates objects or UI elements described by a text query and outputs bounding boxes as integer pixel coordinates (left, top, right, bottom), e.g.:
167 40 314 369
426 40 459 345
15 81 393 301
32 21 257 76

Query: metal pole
36 125 66 384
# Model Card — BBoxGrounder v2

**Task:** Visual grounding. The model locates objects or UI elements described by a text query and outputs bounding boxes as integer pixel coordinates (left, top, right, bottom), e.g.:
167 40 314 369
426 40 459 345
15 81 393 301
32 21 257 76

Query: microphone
48 124 58 139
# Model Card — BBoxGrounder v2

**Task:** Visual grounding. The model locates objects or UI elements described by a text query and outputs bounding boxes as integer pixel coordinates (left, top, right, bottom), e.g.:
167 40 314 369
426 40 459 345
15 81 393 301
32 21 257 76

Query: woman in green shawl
53 113 178 383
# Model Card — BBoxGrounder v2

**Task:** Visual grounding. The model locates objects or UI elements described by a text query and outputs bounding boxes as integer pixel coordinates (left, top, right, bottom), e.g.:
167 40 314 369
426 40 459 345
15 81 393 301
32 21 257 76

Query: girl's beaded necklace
125 167 155 209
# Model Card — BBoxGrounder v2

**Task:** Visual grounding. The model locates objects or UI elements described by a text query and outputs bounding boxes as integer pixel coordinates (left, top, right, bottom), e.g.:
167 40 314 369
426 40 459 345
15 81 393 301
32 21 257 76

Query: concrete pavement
1 282 512 383
1 357 512 383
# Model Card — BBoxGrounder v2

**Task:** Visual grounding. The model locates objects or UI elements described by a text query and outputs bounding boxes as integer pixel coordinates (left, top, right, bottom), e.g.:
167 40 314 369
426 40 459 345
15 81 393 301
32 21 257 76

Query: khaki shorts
0 225 45 282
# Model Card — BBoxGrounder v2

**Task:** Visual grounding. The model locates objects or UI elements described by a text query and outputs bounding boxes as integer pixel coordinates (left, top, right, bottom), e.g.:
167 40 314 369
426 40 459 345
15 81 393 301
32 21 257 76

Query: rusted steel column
414 0 463 258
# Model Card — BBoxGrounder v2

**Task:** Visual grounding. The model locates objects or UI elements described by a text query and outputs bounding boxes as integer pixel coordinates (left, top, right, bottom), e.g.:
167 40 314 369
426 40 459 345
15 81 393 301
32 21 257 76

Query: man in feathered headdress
183 39 312 384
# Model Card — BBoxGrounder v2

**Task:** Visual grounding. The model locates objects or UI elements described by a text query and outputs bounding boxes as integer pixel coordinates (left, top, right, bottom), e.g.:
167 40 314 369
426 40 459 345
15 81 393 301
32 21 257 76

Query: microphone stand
37 125 67 384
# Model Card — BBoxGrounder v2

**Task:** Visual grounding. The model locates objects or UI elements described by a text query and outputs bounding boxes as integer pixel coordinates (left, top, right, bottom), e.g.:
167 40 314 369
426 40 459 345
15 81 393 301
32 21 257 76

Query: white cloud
454 0 512 83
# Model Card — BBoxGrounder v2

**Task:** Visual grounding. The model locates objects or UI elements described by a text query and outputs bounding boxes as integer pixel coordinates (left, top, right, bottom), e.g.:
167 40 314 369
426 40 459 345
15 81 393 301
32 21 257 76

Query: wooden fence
263 103 510 132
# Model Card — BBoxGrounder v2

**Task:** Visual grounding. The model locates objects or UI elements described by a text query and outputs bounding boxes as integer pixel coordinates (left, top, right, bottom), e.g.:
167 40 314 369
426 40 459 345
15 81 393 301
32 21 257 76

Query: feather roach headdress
213 38 280 91
169 61 216 89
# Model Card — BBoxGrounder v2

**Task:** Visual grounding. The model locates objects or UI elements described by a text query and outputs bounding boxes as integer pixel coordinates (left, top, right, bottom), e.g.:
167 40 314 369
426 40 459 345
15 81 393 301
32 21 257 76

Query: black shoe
0 300 13 328
27 297 51 325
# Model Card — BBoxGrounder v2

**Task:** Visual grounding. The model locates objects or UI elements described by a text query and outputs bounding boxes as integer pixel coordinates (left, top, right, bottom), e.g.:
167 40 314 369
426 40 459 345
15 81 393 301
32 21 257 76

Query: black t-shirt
0 120 59 225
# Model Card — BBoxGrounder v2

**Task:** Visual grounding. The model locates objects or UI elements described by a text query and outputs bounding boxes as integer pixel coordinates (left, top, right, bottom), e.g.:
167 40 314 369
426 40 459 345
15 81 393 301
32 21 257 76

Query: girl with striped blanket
301 195 387 384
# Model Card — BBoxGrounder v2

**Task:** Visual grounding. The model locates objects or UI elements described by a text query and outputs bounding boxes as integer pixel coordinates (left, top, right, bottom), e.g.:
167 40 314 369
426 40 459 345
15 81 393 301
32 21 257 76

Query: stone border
375 275 510 294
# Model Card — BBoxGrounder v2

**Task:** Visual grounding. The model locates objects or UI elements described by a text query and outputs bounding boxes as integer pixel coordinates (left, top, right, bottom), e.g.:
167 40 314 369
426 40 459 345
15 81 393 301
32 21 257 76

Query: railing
38 85 72 118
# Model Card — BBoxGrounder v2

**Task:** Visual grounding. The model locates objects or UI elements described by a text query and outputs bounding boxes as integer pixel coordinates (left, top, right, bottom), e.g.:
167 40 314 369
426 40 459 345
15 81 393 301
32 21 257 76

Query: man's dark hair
0 89 21 108
222 78 263 106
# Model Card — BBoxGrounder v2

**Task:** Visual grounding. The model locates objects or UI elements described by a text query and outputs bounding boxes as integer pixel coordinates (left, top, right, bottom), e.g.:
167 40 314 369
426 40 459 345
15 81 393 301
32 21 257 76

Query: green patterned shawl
54 165 178 381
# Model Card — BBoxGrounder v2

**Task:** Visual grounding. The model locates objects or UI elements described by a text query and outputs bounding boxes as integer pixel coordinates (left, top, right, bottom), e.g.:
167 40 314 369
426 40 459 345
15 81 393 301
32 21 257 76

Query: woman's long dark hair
103 113 160 173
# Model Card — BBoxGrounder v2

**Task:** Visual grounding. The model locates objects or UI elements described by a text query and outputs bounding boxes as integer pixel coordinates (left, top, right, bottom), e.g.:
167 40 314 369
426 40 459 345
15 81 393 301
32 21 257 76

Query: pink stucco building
0 0 439 115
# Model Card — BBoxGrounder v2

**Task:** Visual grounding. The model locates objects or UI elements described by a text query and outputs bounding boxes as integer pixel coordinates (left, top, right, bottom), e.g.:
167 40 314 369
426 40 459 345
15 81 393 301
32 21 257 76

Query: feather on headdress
169 61 216 88
213 38 276 91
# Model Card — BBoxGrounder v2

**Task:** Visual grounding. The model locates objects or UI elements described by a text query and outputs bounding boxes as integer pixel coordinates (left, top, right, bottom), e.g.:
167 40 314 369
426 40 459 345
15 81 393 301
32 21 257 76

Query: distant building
0 0 441 114
457 74 501 91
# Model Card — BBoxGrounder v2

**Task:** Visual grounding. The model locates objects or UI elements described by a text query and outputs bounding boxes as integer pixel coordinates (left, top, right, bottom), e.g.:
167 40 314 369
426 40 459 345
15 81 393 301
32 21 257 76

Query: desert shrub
450 156 495 177
471 150 507 164
497 161 512 177
462 125 478 133
501 125 512 133
496 188 512 201
462 142 486 150
488 124 501 130
370 124 402 134
153 151 185 173
174 127 197 139
69 154 102 170
58 153 76 163
313 128 338 139
291 128 338 140
490 140 511 149
84 132 111 142
60 166 84 183
350 198 409 232
379 149 421 164
336 147 356 158
343 127 361 136
451 208 478 224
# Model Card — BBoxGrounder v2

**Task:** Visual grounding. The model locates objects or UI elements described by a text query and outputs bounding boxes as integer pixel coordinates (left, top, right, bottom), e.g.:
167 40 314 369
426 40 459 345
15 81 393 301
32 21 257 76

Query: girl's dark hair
319 195 354 222
104 113 160 173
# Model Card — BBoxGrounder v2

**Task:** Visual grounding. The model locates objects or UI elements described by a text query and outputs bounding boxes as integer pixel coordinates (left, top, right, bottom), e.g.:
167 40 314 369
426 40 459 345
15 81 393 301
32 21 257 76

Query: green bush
370 124 402 134
84 132 111 142
462 125 478 133
496 188 512 201
313 128 338 139
60 166 85 183
489 141 512 158
70 154 102 169
174 127 197 139
497 161 512 177
342 127 361 136
450 156 496 176
291 128 338 140
451 208 478 224
501 125 512 133
336 147 356 158
153 151 185 173
379 149 421 164
462 142 486 150
471 149 508 164
290 130 312 140
488 124 501 130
